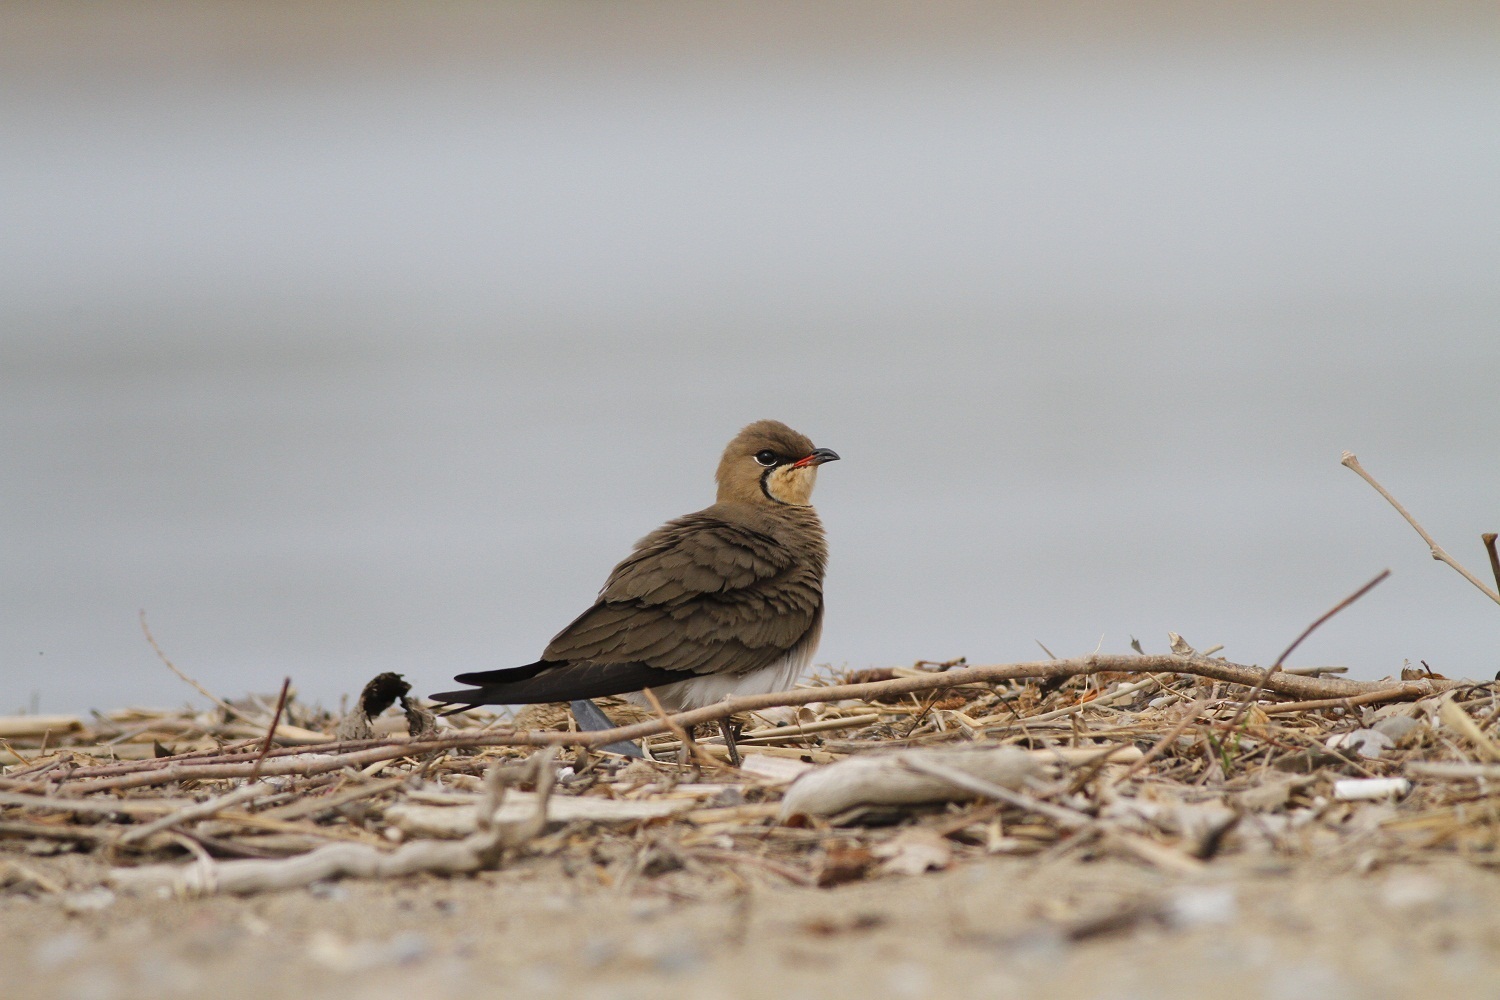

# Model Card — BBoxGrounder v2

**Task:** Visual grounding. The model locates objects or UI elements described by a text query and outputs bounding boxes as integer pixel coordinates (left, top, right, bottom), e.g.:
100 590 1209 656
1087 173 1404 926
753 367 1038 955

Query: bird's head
716 419 840 507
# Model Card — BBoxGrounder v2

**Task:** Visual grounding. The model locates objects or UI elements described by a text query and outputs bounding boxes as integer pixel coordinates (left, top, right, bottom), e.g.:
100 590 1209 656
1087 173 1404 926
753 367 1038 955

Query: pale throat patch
766 464 818 506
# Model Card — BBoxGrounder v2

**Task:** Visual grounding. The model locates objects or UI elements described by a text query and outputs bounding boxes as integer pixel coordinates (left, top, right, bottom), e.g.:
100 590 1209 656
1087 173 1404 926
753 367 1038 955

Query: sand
5 848 1499 1000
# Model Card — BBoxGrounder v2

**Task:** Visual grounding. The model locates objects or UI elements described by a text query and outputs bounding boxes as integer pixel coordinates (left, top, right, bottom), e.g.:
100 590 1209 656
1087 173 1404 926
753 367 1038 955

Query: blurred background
3 3 1497 714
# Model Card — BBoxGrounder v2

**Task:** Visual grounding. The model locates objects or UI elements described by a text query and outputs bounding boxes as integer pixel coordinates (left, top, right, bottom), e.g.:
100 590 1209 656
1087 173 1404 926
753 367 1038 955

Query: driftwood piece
779 746 1047 819
384 792 688 839
0 792 200 816
110 749 557 897
112 838 497 895
0 716 83 739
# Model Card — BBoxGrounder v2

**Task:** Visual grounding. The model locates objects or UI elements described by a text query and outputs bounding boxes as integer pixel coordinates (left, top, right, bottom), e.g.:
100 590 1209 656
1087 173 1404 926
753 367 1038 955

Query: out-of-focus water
3 6 1497 713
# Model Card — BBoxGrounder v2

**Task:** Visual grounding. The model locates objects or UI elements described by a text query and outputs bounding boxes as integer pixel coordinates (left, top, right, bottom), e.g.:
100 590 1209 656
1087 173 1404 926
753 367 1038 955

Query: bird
431 419 838 764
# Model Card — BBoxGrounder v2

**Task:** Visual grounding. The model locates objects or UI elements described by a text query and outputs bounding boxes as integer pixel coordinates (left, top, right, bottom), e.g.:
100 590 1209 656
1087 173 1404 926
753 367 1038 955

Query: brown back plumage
433 420 838 708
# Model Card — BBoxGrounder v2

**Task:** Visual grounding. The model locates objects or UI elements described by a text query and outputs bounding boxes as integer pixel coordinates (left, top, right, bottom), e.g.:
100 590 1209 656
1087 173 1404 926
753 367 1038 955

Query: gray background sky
3 3 1497 713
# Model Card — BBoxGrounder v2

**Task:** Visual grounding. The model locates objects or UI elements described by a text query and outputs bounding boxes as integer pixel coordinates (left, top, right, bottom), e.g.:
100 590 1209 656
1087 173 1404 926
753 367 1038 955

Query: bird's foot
569 699 644 759
717 717 743 767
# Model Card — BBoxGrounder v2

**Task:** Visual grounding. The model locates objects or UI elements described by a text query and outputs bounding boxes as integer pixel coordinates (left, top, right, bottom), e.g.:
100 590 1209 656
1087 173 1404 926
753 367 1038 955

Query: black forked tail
430 659 685 709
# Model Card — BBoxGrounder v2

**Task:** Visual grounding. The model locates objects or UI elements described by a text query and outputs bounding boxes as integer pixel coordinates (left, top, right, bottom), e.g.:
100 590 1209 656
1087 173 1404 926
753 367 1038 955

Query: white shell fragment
1325 729 1394 759
1333 777 1410 801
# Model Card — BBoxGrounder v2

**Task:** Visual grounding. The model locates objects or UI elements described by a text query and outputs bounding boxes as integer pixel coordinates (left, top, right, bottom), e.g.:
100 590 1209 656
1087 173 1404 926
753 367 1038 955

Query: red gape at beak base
792 448 841 469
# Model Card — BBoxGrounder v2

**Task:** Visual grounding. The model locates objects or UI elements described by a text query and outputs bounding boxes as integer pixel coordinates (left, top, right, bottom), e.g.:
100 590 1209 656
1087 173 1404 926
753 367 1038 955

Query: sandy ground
5 849 1499 1000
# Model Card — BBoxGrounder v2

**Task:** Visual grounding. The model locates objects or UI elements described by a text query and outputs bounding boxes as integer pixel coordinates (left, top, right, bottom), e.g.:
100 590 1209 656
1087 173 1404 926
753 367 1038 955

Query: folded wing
431 511 823 707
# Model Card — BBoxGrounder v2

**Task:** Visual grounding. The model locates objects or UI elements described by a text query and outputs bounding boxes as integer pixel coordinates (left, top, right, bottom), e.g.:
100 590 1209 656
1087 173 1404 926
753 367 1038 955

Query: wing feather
433 507 827 707
543 512 823 677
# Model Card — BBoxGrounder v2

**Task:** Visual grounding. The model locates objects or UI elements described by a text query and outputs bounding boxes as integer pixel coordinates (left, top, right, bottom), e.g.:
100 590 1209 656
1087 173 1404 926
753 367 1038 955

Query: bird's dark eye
753 449 779 467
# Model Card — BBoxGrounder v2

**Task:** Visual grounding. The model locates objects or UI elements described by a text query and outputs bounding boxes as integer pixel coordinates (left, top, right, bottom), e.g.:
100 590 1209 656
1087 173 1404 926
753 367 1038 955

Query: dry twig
250 678 292 781
140 611 253 721
1342 452 1500 606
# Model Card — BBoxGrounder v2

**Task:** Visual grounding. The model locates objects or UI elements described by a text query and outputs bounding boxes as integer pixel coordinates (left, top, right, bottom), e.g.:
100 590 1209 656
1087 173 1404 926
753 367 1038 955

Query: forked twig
1342 452 1500 607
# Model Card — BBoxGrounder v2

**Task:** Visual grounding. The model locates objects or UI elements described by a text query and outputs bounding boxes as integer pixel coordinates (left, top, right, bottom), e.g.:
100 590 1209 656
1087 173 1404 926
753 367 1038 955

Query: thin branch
118 781 276 845
1341 452 1500 606
250 678 292 781
1484 533 1500 599
1272 568 1391 670
0 739 34 767
1220 568 1389 735
140 611 252 720
1258 687 1421 715
1110 697 1213 785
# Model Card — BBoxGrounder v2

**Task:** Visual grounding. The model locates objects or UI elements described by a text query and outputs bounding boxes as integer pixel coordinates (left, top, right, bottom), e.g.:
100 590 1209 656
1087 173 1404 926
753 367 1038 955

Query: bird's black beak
792 448 840 469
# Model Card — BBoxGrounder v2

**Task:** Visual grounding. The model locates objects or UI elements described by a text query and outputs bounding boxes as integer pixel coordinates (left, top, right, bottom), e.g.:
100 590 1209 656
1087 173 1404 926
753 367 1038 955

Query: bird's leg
568 699 644 759
717 717 743 767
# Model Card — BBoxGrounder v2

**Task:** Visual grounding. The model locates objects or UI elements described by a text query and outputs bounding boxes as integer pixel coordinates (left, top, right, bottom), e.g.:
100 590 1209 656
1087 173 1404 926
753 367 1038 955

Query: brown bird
431 420 839 760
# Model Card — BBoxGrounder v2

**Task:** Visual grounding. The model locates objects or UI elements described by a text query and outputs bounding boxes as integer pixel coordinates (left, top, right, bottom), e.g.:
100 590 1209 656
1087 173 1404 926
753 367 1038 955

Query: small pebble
627 899 669 921
1373 716 1422 742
